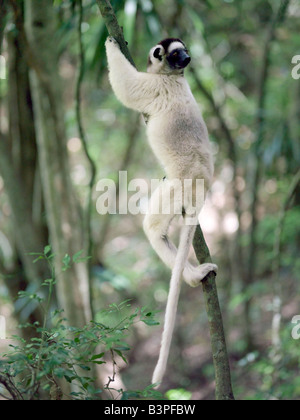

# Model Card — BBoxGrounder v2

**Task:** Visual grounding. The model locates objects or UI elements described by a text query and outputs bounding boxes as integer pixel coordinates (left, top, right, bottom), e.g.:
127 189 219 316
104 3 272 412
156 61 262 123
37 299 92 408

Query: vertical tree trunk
24 0 92 326
0 137 48 284
193 227 235 400
244 0 291 350
0 0 47 337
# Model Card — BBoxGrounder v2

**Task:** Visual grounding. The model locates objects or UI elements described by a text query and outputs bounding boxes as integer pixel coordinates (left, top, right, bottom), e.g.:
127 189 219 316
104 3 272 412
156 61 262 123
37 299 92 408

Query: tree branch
76 0 97 316
193 227 235 400
95 0 135 67
0 372 24 400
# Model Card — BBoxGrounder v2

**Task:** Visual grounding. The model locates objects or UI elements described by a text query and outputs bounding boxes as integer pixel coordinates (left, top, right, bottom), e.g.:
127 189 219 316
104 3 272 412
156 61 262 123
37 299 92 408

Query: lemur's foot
183 263 218 288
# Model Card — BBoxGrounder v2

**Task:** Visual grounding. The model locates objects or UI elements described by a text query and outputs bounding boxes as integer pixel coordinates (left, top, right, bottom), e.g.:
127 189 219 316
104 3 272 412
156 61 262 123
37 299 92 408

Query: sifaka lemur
105 37 218 387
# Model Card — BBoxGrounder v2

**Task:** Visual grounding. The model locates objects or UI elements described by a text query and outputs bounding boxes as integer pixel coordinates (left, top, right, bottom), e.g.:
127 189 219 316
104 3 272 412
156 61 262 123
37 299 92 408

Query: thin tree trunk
193 227 235 400
244 0 291 350
97 113 140 259
0 1 48 337
271 169 300 354
189 65 244 293
0 0 8 47
75 0 97 316
21 0 92 326
0 134 48 337
0 136 47 284
96 0 234 400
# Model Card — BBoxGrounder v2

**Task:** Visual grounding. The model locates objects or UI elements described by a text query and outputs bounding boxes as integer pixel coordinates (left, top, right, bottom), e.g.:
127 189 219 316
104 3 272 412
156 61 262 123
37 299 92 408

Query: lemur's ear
153 47 163 61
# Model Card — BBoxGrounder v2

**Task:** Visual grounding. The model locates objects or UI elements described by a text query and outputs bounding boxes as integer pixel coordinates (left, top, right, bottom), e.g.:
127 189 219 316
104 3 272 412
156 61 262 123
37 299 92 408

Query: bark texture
24 0 92 326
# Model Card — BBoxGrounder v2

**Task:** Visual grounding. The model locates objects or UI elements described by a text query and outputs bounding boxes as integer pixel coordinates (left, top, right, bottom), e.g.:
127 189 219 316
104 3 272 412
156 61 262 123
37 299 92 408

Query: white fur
105 37 218 387
168 41 185 53
147 45 165 74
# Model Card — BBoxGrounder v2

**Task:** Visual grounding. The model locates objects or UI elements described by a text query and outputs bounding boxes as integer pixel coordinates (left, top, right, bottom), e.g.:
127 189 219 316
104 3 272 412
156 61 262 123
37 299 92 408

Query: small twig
25 361 39 401
104 349 117 399
49 375 63 401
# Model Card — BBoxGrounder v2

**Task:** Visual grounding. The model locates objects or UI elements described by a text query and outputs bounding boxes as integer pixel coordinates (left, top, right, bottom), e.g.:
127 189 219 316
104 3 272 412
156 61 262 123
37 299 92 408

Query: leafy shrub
0 247 161 400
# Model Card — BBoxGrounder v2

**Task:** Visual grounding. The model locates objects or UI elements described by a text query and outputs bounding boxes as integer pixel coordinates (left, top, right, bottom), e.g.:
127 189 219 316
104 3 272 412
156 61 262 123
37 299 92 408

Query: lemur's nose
183 56 191 66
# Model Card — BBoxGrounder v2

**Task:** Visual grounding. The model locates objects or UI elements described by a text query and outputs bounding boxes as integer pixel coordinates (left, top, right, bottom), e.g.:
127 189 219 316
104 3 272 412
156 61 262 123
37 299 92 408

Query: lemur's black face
147 38 191 74
167 47 191 70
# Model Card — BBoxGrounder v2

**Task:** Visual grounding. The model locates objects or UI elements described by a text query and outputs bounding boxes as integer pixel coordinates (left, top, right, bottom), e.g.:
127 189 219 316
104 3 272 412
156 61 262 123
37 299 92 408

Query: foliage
0 0 299 400
236 325 300 400
165 388 192 401
0 248 161 400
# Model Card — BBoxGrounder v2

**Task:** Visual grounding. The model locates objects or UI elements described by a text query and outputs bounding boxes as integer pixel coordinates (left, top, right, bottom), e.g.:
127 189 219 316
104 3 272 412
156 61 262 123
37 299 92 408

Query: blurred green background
0 0 299 400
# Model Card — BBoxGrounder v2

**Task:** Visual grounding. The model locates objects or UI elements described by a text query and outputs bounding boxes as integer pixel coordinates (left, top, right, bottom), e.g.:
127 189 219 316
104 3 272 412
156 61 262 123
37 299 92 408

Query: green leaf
91 353 105 361
142 319 160 326
62 254 72 271
121 391 140 400
114 349 128 364
64 375 77 384
72 250 91 263
78 364 91 371
33 256 45 264
44 245 52 255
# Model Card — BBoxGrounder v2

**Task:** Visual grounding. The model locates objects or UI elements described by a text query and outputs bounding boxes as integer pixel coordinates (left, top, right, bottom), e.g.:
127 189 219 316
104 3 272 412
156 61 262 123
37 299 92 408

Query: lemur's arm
105 37 159 113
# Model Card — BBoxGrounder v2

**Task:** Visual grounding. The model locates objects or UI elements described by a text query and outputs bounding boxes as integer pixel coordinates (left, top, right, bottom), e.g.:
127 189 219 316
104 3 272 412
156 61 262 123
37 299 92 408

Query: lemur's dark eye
153 47 162 61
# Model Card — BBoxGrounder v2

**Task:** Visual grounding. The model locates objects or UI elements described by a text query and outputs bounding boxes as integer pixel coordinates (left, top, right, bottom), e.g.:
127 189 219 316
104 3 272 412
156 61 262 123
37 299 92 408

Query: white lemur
105 37 218 387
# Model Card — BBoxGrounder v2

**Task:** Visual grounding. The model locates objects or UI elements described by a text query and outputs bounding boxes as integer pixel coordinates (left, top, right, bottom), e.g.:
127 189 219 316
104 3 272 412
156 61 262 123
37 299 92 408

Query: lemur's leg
143 179 196 274
183 260 218 287
182 202 218 288
144 179 218 287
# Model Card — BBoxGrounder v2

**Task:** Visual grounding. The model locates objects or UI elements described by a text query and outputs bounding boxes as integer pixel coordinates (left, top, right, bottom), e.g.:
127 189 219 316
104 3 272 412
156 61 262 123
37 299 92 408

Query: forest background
0 0 299 400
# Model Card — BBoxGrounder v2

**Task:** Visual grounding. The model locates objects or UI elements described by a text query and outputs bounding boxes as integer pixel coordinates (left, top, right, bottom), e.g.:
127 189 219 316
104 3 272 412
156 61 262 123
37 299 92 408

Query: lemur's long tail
152 224 196 388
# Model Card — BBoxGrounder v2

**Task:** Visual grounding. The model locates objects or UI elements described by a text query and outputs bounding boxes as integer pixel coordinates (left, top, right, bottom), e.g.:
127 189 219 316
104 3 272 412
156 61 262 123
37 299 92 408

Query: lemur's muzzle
179 51 191 69
168 49 191 70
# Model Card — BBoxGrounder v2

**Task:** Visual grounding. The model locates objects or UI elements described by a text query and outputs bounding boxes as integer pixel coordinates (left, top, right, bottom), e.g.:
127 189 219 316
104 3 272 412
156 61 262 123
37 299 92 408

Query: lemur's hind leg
143 179 195 273
143 179 217 286
183 261 218 287
181 203 218 288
